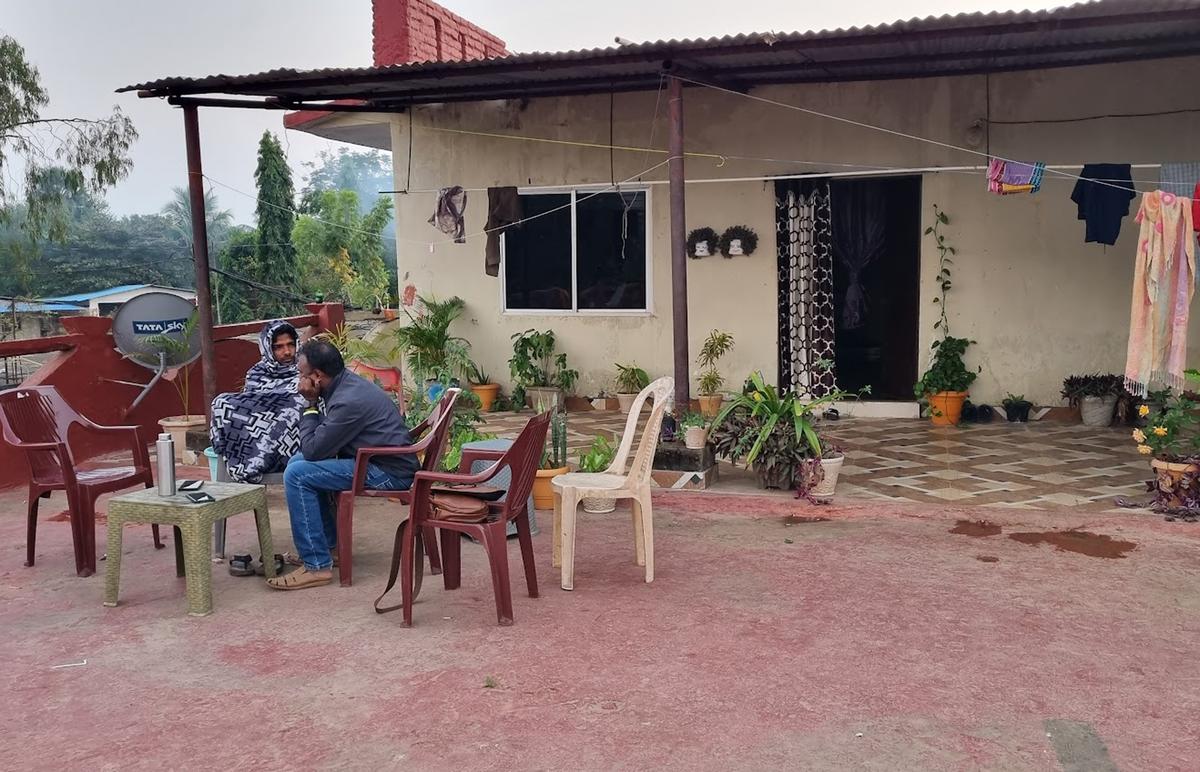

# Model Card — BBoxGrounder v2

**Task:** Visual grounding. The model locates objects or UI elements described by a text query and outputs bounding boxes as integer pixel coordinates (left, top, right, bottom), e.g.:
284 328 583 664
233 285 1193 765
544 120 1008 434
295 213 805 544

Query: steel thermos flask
156 433 176 496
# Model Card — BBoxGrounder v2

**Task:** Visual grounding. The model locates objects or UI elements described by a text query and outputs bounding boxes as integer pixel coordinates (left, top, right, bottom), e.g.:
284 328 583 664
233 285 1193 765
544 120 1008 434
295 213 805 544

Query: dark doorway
829 176 921 400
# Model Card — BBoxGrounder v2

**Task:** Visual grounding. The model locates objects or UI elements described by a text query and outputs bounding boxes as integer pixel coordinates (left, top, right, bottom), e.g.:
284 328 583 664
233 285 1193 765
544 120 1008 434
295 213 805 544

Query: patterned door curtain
775 178 837 398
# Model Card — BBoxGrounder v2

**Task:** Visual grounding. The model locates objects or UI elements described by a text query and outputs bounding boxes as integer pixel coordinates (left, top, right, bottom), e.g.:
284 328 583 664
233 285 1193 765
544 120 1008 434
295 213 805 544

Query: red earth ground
2 483 1198 770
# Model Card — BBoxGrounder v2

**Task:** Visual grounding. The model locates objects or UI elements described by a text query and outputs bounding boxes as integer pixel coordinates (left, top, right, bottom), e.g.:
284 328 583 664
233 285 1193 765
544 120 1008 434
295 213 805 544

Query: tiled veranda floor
480 411 1151 513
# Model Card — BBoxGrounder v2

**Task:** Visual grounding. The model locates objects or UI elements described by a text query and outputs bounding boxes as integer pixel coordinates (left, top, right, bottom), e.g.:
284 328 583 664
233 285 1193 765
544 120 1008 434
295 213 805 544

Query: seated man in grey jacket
267 338 417 590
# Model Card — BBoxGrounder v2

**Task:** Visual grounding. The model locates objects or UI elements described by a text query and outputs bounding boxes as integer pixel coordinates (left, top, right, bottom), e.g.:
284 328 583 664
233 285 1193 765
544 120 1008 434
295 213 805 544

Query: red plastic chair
0 386 162 577
395 411 550 626
333 388 460 587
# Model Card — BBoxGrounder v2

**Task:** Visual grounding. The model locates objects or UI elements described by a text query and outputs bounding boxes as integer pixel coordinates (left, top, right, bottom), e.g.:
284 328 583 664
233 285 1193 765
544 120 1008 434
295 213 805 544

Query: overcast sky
3 0 1060 223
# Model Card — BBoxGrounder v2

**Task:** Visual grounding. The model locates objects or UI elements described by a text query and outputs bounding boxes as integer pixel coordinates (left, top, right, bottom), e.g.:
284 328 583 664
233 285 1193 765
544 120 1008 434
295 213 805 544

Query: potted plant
613 363 650 412
136 313 203 463
577 435 617 513
795 439 845 502
1061 373 1122 427
1132 389 1200 509
509 329 579 410
532 408 569 510
914 336 978 426
696 329 734 418
466 361 501 412
393 295 472 399
1002 393 1033 422
710 371 855 489
679 412 708 450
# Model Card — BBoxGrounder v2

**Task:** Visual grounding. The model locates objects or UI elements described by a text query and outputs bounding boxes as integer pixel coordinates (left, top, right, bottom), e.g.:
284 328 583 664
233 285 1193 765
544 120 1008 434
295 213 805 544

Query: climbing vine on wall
925 204 955 338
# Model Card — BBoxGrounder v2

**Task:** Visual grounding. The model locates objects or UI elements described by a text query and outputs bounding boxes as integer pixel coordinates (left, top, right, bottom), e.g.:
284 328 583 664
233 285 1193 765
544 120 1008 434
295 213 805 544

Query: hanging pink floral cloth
1125 190 1196 395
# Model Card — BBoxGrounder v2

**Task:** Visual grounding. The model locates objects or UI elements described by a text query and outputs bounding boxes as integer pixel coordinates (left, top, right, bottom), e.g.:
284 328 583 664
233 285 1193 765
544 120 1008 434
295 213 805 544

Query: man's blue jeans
283 454 413 570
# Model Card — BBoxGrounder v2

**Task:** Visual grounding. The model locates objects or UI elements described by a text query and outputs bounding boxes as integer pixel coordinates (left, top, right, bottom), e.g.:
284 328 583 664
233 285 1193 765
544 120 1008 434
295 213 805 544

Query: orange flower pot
470 383 500 412
928 391 968 426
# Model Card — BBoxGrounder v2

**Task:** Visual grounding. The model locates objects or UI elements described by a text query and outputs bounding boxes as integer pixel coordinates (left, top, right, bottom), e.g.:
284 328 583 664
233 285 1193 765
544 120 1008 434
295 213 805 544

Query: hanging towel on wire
429 186 467 243
1161 162 1200 234
1070 164 1136 245
1124 190 1196 395
987 158 1044 195
1159 161 1200 191
484 187 522 277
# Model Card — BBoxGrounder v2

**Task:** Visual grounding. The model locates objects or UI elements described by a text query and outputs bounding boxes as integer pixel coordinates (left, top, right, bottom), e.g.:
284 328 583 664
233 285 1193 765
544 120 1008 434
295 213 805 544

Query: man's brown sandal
266 566 332 590
282 551 339 568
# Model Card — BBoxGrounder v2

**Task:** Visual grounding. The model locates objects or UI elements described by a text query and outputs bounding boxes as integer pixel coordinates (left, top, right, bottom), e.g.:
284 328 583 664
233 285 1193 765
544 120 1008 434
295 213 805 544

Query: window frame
500 184 654 317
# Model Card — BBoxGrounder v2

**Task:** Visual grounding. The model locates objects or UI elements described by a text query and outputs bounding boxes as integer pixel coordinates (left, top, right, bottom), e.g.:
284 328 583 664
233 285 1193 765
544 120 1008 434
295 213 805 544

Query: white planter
525 386 562 411
683 426 707 449
616 392 639 413
810 455 845 500
582 497 617 514
1079 395 1118 427
159 414 205 464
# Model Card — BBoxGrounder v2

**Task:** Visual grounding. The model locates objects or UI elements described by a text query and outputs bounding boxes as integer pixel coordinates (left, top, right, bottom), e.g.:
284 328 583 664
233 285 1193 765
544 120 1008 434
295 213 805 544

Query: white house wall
368 54 1200 404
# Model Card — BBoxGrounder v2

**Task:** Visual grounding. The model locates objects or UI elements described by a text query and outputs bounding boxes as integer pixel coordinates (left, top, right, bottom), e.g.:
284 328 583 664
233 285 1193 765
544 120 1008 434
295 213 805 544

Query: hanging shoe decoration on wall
719 225 759 258
686 227 719 258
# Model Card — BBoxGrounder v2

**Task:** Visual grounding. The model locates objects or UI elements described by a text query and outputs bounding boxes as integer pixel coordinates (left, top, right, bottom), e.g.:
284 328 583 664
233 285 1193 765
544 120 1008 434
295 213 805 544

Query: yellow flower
1137 444 1153 455
752 393 763 402
1138 404 1150 417
1132 429 1146 443
1153 426 1168 436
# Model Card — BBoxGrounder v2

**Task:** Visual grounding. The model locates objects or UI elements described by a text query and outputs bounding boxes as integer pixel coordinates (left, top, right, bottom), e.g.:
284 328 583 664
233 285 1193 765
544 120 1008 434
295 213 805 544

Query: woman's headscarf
243 320 299 392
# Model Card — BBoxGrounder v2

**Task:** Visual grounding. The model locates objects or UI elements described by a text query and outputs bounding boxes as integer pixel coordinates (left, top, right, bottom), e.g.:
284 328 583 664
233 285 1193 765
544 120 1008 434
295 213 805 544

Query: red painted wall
0 304 345 490
372 0 507 66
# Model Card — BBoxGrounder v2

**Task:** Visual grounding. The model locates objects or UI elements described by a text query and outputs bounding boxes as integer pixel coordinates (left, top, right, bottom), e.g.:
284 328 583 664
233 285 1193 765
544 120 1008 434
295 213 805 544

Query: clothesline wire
673 75 1160 196
205 157 676 250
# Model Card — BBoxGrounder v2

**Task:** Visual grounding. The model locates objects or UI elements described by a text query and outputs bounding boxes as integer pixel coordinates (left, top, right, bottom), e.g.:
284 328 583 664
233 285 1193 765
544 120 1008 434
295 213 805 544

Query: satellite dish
110 292 201 411
112 292 202 369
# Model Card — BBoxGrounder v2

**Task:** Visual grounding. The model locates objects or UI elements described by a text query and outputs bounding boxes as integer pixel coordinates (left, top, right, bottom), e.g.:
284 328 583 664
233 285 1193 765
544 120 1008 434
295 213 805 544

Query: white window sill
501 309 655 318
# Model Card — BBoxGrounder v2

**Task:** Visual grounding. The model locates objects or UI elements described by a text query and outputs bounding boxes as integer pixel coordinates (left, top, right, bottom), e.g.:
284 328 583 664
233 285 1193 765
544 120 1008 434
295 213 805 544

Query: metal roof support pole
182 105 218 420
667 75 690 412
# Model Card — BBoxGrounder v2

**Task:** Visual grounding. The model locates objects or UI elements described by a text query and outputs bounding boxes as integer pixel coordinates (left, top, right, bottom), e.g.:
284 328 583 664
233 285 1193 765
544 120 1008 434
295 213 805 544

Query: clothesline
380 163 1177 195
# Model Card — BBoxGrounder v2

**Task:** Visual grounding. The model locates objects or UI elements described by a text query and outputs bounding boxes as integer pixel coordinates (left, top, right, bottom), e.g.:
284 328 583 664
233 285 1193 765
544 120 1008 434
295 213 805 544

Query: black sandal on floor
254 554 286 576
228 554 255 576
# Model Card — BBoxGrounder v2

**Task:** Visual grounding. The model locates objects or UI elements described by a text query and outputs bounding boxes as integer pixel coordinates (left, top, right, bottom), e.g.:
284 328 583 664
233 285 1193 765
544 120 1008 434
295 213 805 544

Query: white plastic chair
552 376 674 590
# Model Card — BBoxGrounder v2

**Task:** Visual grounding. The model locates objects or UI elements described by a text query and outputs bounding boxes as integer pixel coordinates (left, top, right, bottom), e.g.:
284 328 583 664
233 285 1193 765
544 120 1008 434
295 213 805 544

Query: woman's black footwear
228 554 255 576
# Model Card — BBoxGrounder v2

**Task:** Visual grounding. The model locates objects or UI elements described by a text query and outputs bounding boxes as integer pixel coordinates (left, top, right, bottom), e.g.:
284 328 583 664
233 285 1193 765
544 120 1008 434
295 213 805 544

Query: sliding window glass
502 189 648 313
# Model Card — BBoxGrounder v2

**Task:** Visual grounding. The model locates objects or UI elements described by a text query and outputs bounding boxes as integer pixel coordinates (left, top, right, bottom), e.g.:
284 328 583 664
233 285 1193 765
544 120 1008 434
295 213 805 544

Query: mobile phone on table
185 491 216 504
179 480 204 492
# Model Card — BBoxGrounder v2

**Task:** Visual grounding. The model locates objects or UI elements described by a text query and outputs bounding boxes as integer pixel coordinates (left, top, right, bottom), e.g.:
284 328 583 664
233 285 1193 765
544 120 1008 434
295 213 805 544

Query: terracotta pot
1151 458 1200 508
532 466 569 510
159 415 206 463
928 391 968 426
698 394 724 418
382 308 398 321
683 426 707 449
810 454 845 500
616 392 639 413
470 382 500 412
348 361 402 393
582 497 617 514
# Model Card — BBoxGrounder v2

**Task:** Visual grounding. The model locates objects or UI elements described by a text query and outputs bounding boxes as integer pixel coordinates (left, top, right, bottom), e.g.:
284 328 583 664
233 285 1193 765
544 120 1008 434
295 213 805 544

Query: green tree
0 190 194 297
0 34 137 242
292 190 391 308
213 228 256 323
160 186 234 249
299 148 392 214
250 131 296 317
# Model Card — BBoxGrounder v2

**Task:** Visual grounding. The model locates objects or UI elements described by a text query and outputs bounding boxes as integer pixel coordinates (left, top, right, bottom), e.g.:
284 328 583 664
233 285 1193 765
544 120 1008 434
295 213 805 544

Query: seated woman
210 320 308 482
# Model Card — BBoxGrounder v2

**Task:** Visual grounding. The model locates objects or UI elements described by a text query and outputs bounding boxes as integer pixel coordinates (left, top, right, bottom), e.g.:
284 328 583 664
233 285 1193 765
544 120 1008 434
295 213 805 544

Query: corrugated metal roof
122 0 1200 105
0 299 85 314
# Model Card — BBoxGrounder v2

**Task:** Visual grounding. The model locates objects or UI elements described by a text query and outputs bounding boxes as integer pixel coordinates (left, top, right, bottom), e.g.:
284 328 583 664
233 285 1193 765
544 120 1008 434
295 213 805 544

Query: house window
503 189 649 313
